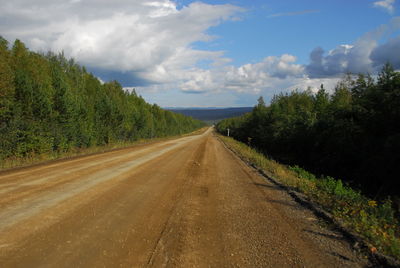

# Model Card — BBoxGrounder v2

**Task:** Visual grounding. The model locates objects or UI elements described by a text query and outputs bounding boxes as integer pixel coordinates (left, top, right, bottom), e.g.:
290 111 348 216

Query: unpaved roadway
0 128 368 267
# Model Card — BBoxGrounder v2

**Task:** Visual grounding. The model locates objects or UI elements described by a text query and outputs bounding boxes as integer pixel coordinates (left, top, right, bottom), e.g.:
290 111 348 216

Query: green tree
0 39 204 161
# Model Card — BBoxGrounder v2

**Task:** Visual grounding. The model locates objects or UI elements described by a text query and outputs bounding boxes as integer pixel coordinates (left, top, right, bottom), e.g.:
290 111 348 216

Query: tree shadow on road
253 182 306 210
252 182 282 190
303 229 347 242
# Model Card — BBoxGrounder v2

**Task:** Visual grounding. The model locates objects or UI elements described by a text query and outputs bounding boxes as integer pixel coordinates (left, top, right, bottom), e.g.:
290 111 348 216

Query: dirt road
0 128 367 267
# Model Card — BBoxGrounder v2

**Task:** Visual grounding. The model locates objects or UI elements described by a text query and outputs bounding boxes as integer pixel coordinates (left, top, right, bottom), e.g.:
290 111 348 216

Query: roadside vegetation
0 38 205 168
216 65 400 260
216 65 400 199
218 135 400 261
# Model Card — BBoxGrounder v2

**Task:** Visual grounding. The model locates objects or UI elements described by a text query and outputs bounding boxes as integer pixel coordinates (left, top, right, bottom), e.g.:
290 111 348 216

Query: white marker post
227 128 230 137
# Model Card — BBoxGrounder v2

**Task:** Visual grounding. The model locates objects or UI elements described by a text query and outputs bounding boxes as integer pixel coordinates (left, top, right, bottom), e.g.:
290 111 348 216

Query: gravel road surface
0 128 368 267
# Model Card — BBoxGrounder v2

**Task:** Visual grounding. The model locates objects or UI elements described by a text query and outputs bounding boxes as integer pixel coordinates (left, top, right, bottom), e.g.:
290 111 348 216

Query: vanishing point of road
0 128 367 267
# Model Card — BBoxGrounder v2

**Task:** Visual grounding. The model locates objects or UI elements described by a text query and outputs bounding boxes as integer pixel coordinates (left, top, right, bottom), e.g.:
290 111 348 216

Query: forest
217 64 400 198
0 38 204 161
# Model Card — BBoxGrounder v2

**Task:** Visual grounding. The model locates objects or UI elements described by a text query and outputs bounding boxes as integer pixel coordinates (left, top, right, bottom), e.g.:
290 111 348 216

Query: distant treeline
0 38 204 160
167 107 253 122
217 64 400 197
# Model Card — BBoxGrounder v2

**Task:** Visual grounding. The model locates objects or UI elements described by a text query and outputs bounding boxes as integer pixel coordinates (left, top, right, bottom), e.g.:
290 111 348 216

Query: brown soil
0 128 368 267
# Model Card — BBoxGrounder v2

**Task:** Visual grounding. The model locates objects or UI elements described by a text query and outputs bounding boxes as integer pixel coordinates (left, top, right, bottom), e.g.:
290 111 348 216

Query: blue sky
199 0 395 65
1 0 400 107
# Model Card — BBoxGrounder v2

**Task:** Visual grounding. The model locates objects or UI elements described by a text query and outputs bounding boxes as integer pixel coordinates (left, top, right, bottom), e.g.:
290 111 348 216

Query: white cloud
144 1 178 18
163 54 304 95
126 13 399 106
0 0 242 85
373 0 396 14
287 77 341 94
2 1 400 107
0 0 305 98
306 42 374 78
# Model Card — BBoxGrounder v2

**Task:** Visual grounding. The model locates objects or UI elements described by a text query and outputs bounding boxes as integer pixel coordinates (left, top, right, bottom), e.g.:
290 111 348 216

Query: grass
0 127 209 171
218 134 400 261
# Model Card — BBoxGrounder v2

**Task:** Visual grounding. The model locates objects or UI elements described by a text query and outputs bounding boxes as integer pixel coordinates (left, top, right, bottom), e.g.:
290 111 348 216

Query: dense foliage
0 38 204 161
217 65 400 197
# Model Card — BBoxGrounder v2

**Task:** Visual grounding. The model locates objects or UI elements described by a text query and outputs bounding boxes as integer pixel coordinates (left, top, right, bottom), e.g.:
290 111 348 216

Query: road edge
0 127 209 176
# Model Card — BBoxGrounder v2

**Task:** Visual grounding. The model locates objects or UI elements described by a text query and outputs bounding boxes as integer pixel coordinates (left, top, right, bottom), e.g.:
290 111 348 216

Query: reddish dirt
0 128 368 267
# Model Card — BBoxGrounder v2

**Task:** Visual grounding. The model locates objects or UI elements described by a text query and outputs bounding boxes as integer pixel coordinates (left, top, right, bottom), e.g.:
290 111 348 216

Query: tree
217 66 400 197
0 39 205 161
314 84 329 118
257 96 266 107
0 37 14 122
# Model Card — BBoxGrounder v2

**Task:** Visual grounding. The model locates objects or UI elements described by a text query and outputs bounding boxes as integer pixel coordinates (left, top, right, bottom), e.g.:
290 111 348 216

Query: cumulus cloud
170 54 304 95
2 0 400 107
0 0 242 86
133 14 399 105
306 17 400 78
373 0 396 14
0 0 317 99
306 42 374 78
370 36 400 68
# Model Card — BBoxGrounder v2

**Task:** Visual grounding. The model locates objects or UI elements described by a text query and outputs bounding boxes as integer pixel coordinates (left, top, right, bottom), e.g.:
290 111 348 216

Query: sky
1 0 400 107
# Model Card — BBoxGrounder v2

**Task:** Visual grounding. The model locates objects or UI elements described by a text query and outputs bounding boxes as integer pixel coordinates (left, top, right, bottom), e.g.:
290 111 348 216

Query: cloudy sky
1 0 400 107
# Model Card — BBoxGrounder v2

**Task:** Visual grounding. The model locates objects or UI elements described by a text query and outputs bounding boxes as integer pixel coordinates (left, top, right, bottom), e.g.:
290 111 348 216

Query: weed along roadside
216 134 400 267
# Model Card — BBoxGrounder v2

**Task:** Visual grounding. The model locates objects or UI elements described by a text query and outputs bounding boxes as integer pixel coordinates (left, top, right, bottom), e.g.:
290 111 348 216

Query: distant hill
167 107 253 124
